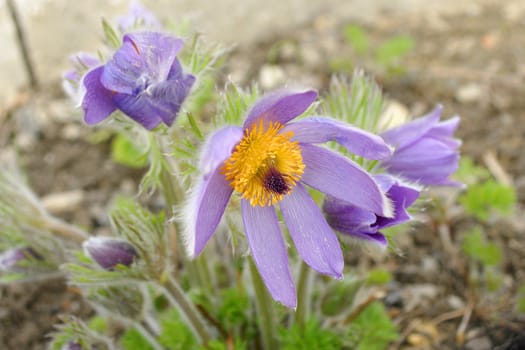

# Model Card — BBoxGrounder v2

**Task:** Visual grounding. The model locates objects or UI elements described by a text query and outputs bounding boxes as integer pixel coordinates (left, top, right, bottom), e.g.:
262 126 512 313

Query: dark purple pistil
263 169 290 195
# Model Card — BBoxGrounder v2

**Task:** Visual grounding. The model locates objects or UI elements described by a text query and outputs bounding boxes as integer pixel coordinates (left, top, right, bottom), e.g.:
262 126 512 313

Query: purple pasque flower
82 32 195 130
0 246 42 271
323 174 420 251
183 89 394 308
83 237 138 271
380 105 461 186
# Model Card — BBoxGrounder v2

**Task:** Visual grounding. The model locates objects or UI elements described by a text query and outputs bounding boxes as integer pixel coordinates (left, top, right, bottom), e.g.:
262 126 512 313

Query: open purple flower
82 32 195 130
183 89 394 308
83 237 138 271
380 105 461 186
324 175 420 251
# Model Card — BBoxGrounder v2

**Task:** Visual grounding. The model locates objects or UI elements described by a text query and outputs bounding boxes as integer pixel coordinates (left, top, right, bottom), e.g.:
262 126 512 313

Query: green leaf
343 24 369 55
461 227 502 266
279 318 342 350
111 133 148 168
217 288 250 329
454 157 490 185
349 302 398 350
120 328 155 350
459 179 516 221
101 18 121 49
158 309 198 350
320 278 363 317
375 35 414 66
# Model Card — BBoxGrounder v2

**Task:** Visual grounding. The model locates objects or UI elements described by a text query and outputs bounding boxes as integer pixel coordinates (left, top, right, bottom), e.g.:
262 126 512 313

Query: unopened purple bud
83 237 138 270
61 341 82 350
0 246 42 271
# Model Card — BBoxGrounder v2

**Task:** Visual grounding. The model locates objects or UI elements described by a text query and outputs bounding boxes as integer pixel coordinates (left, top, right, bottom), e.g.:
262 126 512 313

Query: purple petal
385 137 458 163
381 105 442 149
345 231 388 248
243 89 317 130
184 167 233 256
300 144 392 217
386 152 460 186
280 184 343 277
323 197 378 233
199 126 243 179
102 32 183 94
428 116 460 139
373 175 420 228
82 66 117 124
284 117 393 160
112 93 164 129
242 201 296 308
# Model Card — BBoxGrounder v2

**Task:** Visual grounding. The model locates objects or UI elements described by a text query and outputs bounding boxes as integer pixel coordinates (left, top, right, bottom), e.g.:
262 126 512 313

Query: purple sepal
83 237 138 271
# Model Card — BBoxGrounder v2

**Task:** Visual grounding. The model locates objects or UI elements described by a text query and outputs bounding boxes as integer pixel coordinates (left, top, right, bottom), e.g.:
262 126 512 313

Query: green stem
133 321 164 350
161 275 213 345
292 261 313 328
249 258 278 350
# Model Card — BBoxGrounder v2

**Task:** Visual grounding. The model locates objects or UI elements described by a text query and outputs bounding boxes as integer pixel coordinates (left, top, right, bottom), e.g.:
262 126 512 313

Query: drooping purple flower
183 89 394 308
323 175 420 251
380 105 461 186
117 0 161 31
83 237 138 271
82 32 195 130
0 246 42 271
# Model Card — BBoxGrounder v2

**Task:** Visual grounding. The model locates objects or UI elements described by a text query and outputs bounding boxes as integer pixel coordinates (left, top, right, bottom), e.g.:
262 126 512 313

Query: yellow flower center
222 120 305 207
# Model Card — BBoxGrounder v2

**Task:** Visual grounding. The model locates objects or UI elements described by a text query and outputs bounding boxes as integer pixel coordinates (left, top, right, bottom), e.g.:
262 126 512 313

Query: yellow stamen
222 120 305 207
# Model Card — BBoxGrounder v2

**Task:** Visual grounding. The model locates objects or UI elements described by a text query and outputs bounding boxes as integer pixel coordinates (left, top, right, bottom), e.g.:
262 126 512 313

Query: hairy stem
292 261 313 328
249 258 278 350
161 275 213 345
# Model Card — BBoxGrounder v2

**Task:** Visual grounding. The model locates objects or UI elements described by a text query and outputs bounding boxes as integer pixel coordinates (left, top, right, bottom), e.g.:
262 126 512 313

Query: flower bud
0 246 42 272
83 237 138 270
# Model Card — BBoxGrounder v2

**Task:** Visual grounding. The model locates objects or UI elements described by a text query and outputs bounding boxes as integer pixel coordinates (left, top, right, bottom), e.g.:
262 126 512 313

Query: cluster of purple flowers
65 17 461 308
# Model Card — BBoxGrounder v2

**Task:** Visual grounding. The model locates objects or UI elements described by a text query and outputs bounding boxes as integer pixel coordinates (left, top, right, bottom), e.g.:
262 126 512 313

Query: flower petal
183 167 233 257
102 32 183 93
323 196 378 233
199 126 243 179
82 66 117 124
284 117 392 160
242 200 296 308
373 175 420 228
300 144 392 217
381 105 442 149
243 89 317 130
280 184 343 277
112 93 164 129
